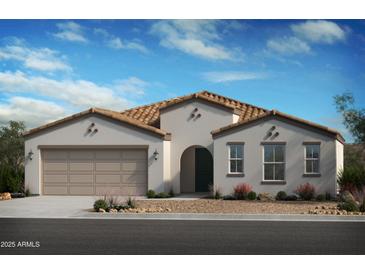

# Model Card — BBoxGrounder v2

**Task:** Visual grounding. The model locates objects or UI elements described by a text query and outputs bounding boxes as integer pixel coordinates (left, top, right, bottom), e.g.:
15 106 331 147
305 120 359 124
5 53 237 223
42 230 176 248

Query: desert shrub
233 183 252 200
223 195 236 200
360 199 365 212
247 191 257 200
316 194 326 201
147 190 156 198
276 191 287 201
338 201 359 212
94 199 108 212
337 165 365 193
106 196 119 208
127 197 136 208
295 183 315 201
285 195 298 201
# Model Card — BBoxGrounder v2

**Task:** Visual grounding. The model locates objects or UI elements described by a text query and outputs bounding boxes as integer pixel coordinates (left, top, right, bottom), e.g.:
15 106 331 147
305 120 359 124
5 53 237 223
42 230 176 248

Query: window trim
262 143 286 182
304 143 321 176
227 142 244 175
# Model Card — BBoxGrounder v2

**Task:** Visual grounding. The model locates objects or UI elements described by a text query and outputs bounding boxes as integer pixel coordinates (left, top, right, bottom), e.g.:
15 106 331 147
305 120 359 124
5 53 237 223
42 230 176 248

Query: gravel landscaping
117 199 348 215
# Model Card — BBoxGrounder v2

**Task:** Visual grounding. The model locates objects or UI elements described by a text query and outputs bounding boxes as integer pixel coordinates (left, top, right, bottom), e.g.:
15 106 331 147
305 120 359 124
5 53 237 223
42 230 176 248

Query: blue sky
0 19 364 142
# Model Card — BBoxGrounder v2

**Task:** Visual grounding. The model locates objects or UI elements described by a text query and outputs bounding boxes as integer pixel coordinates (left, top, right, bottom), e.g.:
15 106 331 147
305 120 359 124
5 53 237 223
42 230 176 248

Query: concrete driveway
0 196 99 218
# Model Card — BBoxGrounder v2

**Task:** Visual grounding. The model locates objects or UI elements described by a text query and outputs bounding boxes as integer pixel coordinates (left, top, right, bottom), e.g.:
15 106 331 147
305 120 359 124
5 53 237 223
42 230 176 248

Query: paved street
0 218 364 254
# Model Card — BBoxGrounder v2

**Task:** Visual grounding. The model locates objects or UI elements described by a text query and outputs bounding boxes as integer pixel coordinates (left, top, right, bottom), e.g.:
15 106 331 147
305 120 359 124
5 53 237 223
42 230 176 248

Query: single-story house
24 91 344 196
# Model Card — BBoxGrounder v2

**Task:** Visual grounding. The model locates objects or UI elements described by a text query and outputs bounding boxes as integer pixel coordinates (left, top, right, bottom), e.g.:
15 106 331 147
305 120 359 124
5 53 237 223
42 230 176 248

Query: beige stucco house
24 91 344 197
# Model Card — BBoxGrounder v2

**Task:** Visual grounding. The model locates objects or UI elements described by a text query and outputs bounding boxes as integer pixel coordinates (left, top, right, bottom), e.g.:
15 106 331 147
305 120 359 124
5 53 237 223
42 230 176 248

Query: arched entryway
180 145 213 193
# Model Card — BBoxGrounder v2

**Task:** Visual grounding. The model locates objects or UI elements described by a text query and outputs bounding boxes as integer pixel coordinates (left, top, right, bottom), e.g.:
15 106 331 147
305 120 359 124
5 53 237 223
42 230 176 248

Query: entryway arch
180 145 213 193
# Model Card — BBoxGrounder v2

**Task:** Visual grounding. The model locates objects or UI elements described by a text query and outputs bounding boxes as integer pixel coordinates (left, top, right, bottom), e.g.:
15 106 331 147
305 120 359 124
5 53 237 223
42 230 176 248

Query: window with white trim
228 144 244 174
263 144 285 181
305 144 320 174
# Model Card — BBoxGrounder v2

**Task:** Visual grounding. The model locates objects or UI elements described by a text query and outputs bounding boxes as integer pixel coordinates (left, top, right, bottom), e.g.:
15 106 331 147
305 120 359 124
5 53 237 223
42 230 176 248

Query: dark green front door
195 148 213 192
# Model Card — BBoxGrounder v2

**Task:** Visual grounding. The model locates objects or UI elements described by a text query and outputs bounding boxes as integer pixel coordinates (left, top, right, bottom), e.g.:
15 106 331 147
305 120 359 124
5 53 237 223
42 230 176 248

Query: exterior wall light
153 149 159 160
28 150 34 160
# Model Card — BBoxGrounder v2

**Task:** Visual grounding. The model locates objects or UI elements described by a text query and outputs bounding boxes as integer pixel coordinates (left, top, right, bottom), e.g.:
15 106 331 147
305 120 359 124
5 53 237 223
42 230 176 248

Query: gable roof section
211 110 345 143
120 90 268 128
23 108 171 140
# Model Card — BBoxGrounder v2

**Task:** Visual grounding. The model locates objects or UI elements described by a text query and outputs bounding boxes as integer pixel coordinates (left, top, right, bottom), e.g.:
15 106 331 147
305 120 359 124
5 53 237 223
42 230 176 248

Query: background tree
0 121 26 193
334 92 365 143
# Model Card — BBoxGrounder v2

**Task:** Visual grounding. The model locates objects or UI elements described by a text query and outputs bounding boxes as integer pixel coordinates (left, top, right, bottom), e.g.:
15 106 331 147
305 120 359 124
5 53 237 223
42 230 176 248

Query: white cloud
0 96 65 128
53 21 88 43
291 20 347 44
114 77 148 95
0 43 71 72
94 28 148 53
267 36 311 55
0 71 132 110
202 71 265 83
150 20 243 61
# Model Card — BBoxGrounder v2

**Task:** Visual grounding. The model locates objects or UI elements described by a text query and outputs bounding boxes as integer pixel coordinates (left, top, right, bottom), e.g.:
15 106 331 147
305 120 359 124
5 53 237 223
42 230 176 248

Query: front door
195 148 213 192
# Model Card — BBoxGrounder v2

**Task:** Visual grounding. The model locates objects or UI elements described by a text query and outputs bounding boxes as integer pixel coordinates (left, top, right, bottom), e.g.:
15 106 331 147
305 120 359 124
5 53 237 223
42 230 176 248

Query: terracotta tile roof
121 90 268 128
211 109 345 143
24 107 171 139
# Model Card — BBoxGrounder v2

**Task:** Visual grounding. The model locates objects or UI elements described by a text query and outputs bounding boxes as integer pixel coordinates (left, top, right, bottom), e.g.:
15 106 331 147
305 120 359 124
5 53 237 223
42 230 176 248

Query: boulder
0 192 11 200
99 208 106 213
109 208 117 213
258 193 275 202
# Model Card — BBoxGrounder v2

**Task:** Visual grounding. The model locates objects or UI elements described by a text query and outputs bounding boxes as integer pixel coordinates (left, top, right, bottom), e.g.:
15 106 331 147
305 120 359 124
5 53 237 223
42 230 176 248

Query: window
305 144 320 174
263 144 285 181
228 144 244 174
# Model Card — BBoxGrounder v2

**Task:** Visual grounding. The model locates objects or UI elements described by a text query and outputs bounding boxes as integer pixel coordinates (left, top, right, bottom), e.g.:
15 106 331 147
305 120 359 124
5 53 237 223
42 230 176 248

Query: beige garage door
42 149 147 196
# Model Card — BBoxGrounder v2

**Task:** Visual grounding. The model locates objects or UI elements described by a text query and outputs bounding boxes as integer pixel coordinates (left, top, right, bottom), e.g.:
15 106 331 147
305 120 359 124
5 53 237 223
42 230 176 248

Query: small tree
0 121 26 192
334 92 365 143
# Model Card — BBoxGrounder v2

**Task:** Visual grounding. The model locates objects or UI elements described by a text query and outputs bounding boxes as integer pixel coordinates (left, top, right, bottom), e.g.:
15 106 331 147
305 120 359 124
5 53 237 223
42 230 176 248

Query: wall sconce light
28 150 34 160
193 108 198 112
93 128 98 133
190 113 195 118
196 113 201 118
274 132 279 137
270 126 276 131
153 149 159 160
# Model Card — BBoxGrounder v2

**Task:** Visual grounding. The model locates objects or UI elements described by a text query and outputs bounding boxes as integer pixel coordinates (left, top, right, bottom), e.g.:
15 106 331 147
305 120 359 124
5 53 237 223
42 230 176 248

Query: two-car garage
42 148 148 196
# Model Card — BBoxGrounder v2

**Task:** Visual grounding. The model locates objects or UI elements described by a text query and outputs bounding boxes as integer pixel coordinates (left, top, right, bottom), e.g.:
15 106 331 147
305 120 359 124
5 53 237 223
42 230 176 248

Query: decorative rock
258 193 275 202
99 208 106 213
109 208 117 213
0 192 11 200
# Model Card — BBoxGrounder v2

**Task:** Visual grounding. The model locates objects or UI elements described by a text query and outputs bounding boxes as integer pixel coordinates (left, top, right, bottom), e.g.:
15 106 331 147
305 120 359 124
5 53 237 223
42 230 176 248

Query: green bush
155 192 170 198
338 201 359 212
337 165 365 192
147 190 156 198
325 192 332 201
93 199 108 212
276 191 287 201
0 164 22 193
214 189 222 200
285 195 298 201
223 195 236 200
316 194 326 201
247 191 257 200
168 188 175 197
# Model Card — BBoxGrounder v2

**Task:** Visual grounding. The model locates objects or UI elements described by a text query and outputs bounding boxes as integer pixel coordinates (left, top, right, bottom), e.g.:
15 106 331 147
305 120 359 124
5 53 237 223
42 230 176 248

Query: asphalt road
0 218 364 254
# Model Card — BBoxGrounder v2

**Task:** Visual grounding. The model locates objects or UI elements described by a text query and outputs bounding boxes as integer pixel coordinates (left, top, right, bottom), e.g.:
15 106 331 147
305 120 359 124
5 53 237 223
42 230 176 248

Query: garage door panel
95 162 120 172
122 160 146 171
69 186 94 195
43 151 67 160
44 162 67 172
69 174 93 184
44 174 68 183
69 151 93 160
69 162 93 171
44 185 68 195
122 150 146 160
122 174 146 184
95 174 121 184
42 149 147 195
95 186 121 195
95 150 120 160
